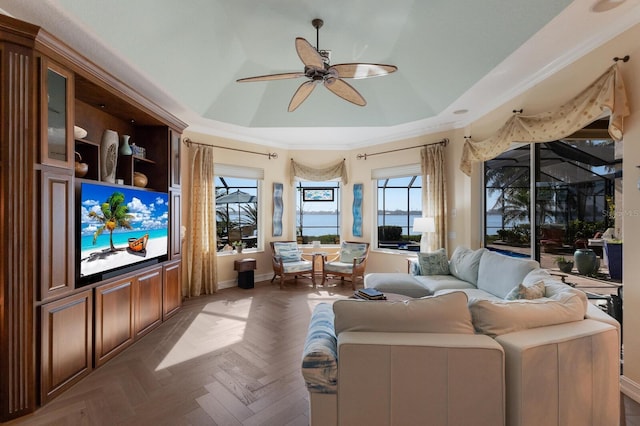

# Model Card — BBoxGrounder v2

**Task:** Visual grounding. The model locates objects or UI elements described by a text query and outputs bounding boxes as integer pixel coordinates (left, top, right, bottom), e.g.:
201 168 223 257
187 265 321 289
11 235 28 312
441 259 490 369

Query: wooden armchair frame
322 241 370 290
269 241 314 289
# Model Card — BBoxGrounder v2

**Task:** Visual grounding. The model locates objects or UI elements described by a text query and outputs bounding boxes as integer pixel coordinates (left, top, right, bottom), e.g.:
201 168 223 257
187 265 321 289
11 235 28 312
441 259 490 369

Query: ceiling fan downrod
312 18 323 52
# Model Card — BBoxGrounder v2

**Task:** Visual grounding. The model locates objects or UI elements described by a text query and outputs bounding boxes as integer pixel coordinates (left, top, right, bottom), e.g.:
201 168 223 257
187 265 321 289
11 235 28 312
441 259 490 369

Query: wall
181 128 470 288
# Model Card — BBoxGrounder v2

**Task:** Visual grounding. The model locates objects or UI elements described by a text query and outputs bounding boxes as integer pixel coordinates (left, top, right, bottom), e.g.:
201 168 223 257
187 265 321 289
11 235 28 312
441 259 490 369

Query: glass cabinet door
41 60 74 168
170 130 181 188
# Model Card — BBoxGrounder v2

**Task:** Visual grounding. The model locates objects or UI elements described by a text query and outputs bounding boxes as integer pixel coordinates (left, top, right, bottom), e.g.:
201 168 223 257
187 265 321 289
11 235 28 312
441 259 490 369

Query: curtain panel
186 145 218 297
460 64 630 176
421 144 447 252
290 159 348 184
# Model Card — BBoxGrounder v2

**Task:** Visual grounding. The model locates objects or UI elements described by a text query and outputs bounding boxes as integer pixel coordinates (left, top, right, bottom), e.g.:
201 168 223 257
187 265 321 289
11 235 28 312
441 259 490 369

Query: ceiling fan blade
237 72 304 83
288 80 317 112
331 63 398 79
324 78 366 107
295 37 324 69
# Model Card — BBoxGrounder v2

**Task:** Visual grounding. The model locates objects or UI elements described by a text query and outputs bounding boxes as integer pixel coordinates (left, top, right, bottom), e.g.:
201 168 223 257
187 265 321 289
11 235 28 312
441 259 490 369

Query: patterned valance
460 64 630 176
290 159 348 184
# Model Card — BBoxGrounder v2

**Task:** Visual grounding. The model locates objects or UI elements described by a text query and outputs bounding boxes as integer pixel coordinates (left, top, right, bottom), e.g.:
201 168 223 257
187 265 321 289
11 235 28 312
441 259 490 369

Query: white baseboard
621 375 640 403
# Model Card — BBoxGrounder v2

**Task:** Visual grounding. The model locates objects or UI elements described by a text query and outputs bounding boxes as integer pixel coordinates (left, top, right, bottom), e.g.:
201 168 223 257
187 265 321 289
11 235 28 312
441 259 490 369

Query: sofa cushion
417 248 450 275
301 303 338 393
449 246 486 285
477 250 540 298
522 268 589 313
435 288 503 302
414 275 476 294
468 291 586 337
273 242 301 263
364 273 431 298
333 291 474 335
504 281 546 300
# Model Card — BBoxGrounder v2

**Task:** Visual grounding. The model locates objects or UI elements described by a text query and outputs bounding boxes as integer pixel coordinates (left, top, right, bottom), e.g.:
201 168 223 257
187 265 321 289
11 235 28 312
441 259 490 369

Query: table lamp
413 217 435 251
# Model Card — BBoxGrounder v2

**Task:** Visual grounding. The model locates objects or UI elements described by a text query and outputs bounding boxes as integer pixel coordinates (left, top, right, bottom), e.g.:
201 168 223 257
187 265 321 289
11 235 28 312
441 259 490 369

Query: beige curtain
421 144 447 252
186 145 217 297
290 159 348 184
460 64 630 176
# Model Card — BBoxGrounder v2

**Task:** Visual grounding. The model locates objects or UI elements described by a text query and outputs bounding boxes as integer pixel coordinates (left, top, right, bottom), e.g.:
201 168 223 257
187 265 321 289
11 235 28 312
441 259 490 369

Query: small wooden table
234 258 256 289
311 252 327 287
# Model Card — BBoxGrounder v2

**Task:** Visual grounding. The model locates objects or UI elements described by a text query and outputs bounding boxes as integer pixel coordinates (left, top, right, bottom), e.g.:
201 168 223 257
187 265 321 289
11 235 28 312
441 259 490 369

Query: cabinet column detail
0 45 36 421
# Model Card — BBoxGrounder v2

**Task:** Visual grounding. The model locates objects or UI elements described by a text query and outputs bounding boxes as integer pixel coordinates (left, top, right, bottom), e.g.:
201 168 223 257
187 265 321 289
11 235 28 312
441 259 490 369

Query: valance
290 159 348 184
460 64 630 176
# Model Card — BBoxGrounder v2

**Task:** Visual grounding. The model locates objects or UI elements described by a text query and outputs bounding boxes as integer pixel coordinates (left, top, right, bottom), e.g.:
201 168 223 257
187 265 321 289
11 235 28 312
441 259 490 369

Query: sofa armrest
337 332 505 426
301 303 338 393
496 320 619 426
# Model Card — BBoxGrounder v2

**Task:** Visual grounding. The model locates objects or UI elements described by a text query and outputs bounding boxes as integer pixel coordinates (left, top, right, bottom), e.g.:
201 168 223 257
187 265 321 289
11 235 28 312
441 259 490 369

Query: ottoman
363 273 431 298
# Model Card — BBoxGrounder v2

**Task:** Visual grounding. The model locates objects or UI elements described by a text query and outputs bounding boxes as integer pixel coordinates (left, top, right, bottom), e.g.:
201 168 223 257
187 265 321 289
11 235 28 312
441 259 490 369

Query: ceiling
1 0 639 149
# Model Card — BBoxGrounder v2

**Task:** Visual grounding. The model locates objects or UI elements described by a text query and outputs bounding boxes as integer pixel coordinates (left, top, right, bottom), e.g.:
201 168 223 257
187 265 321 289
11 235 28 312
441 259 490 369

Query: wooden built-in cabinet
94 277 136 367
135 267 163 338
0 14 186 421
40 290 93 404
163 260 182 320
40 169 75 301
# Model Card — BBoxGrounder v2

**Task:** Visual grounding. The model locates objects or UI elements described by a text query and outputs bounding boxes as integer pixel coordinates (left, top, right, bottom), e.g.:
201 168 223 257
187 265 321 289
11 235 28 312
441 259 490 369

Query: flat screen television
78 181 169 284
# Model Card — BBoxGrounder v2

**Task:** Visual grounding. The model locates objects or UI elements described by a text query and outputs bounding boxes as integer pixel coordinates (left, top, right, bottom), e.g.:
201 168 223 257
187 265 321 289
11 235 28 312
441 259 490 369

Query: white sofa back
477 250 539 298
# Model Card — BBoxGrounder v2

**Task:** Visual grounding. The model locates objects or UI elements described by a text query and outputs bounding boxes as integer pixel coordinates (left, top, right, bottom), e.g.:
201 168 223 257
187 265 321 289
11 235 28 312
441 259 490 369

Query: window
373 164 422 251
215 164 263 251
484 135 619 271
296 181 340 244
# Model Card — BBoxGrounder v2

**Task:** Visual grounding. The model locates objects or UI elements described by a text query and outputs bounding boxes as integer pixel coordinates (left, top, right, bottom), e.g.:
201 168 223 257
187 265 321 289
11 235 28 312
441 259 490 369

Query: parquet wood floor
7 277 633 425
10 279 353 426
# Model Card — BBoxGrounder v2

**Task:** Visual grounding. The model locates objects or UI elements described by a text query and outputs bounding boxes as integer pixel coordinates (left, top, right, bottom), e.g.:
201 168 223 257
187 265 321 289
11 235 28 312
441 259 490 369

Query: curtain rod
182 137 278 159
356 138 449 160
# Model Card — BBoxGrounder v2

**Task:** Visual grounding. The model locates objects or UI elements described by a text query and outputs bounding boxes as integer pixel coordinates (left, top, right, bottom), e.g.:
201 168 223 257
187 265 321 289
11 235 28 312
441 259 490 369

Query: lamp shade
413 217 435 233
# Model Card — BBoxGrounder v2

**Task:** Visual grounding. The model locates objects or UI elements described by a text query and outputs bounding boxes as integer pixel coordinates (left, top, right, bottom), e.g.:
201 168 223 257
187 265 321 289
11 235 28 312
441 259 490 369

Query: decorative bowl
133 172 148 188
74 125 88 139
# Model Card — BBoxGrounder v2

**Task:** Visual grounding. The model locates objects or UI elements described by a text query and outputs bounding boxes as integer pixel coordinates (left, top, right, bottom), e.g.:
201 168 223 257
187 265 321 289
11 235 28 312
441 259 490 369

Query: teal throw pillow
339 242 368 263
274 242 302 263
417 248 450 275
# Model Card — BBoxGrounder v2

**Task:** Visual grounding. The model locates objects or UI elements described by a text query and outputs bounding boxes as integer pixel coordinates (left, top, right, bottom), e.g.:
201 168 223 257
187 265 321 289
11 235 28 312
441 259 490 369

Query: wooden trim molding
621 375 640 404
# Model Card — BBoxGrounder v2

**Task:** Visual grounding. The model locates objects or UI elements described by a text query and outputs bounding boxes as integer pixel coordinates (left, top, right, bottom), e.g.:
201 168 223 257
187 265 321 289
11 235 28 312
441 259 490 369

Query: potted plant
232 241 245 253
555 256 574 273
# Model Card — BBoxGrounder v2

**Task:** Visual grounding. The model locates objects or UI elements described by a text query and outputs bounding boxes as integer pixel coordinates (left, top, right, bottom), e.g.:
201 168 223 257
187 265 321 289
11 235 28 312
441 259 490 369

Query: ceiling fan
236 19 398 112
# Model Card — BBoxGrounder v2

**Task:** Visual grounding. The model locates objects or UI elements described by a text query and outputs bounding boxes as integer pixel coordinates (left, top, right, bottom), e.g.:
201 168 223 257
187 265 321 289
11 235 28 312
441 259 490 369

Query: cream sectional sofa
301 247 620 426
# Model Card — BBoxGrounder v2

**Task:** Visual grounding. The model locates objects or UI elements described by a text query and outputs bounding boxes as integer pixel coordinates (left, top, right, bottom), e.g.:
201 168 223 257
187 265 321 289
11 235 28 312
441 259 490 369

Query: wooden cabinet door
40 290 93 404
170 130 181 188
135 267 163 338
163 260 182 320
40 59 74 168
170 190 181 259
40 169 74 301
94 277 134 367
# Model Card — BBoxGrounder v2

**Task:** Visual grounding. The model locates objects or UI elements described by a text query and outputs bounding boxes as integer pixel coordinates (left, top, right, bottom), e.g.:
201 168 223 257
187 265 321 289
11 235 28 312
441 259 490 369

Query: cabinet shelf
133 155 155 165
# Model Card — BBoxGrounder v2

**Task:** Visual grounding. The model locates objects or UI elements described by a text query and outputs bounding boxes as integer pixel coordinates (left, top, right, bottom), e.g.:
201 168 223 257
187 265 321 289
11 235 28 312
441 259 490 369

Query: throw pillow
468 291 586 337
301 303 338 393
448 246 486 285
273 242 301 263
504 280 546 300
417 248 450 275
333 291 474 335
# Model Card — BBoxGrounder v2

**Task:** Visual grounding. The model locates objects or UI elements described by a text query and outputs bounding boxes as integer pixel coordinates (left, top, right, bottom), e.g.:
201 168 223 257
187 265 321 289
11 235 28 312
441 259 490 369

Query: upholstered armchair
322 241 370 289
270 241 314 289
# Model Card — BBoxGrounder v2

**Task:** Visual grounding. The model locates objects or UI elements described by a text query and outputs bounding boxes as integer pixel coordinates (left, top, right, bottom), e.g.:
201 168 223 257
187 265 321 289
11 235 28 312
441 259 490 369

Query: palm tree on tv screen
89 191 133 251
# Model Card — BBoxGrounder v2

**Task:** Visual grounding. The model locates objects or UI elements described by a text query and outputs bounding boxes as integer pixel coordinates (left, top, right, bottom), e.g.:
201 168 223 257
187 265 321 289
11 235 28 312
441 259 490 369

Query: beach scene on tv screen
80 183 168 277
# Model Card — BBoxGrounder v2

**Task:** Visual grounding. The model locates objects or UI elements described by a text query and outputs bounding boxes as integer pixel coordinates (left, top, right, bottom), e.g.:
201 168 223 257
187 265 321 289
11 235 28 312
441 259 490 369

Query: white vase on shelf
120 134 132 156
101 129 118 183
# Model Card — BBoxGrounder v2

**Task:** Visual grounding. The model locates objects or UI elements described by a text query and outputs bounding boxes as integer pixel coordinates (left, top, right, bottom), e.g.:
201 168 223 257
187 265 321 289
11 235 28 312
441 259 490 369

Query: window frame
214 164 263 253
